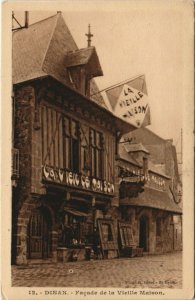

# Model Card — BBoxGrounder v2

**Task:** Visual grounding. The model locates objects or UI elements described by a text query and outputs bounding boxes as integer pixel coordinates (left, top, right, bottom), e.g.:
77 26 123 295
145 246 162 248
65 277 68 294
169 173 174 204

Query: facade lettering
43 165 114 194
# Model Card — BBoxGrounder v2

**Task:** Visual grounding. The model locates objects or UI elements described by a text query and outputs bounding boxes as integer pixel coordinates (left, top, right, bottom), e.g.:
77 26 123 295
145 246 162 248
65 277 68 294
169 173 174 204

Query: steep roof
12 13 106 108
148 161 170 179
172 145 180 183
123 127 166 145
13 14 59 84
120 187 182 214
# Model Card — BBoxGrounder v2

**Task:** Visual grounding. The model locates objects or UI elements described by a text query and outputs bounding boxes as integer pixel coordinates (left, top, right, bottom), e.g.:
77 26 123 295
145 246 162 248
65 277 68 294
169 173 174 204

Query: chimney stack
25 11 29 28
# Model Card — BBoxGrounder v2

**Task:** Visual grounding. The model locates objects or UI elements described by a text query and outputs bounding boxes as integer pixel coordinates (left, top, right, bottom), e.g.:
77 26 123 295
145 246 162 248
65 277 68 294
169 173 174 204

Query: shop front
27 165 118 262
120 187 182 254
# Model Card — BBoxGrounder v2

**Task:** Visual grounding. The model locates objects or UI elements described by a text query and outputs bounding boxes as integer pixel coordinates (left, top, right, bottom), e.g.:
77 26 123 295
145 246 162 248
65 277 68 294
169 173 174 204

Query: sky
13 4 185 153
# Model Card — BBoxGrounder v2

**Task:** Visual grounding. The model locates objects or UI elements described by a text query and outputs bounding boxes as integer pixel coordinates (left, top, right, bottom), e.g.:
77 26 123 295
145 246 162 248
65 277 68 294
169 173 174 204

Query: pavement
12 251 182 288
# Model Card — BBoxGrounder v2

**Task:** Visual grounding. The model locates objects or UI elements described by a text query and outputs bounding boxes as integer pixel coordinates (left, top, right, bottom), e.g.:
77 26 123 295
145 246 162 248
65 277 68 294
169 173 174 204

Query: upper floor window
63 117 79 172
90 129 104 179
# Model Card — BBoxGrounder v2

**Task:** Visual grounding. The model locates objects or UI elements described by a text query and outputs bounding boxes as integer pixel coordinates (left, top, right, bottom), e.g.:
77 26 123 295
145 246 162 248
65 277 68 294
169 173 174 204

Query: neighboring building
118 129 182 254
126 128 182 197
11 13 135 264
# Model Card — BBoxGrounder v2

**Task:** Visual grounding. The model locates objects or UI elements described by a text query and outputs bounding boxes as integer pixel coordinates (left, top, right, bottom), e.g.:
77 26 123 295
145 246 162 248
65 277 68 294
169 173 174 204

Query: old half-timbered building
117 130 182 256
11 13 135 264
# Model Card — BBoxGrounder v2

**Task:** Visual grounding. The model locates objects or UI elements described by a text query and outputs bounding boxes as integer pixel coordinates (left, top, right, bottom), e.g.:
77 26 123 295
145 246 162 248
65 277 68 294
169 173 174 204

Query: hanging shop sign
145 173 166 190
121 176 145 183
114 85 150 128
119 165 143 177
105 76 151 128
124 173 165 190
119 166 166 190
42 165 115 195
119 166 145 183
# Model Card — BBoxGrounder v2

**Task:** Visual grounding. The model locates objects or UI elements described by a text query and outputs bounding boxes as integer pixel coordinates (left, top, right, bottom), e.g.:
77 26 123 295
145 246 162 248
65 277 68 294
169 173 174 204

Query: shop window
63 117 80 172
90 129 104 178
60 214 86 247
156 218 161 237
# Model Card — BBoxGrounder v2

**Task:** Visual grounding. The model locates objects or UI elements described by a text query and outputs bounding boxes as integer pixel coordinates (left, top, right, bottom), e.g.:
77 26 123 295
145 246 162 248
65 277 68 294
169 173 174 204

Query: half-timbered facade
12 13 135 264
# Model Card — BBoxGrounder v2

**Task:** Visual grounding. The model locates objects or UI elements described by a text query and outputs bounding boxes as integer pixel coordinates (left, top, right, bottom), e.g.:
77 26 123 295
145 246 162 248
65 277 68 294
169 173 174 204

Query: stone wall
14 195 59 265
12 84 50 264
12 85 35 264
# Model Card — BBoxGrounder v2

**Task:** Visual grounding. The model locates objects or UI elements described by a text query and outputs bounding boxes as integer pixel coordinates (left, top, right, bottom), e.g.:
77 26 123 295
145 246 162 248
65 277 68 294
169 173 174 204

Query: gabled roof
124 143 149 154
13 13 78 84
119 144 142 167
120 187 182 214
13 13 106 108
13 14 58 84
64 47 103 77
65 47 95 67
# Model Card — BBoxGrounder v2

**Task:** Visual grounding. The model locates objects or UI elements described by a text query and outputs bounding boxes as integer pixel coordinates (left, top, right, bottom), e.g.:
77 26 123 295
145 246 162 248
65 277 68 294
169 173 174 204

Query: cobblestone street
12 252 182 288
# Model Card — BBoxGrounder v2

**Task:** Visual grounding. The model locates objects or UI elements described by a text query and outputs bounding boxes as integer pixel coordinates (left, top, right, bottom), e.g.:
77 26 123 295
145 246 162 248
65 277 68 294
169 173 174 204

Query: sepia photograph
1 1 194 300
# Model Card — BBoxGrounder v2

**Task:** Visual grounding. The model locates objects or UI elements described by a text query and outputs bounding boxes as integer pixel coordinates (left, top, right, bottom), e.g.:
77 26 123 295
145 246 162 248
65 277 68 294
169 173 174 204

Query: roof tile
120 187 182 214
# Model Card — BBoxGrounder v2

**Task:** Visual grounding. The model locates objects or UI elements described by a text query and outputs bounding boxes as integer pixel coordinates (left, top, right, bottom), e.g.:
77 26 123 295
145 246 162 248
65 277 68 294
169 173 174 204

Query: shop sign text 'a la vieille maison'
42 165 115 195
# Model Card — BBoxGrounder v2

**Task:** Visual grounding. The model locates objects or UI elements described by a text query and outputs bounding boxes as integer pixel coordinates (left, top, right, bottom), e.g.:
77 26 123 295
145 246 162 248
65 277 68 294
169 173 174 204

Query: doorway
27 207 52 259
139 215 149 251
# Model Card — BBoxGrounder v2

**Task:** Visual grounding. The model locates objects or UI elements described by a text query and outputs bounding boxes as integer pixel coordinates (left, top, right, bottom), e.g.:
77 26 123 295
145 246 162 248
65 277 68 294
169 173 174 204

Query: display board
97 219 119 257
118 221 136 249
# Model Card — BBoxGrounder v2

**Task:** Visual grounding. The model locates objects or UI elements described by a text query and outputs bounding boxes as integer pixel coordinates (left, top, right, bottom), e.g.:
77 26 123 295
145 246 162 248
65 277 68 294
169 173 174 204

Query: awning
64 207 88 217
120 187 182 214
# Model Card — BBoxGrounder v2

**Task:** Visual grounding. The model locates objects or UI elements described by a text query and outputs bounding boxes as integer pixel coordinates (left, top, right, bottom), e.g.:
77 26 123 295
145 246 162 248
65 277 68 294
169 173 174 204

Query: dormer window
64 47 103 97
68 70 74 85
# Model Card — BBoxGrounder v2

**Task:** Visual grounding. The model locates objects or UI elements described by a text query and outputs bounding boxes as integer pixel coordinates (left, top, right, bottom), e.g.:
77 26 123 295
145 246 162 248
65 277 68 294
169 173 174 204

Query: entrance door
139 215 149 251
28 208 51 259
